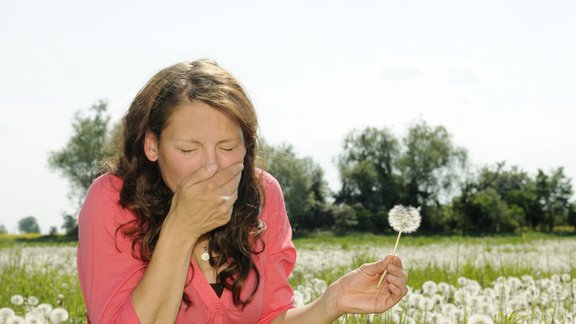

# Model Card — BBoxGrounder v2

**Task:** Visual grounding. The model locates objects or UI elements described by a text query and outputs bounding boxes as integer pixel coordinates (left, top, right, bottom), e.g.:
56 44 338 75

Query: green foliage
453 163 574 233
48 100 112 235
261 141 332 233
48 100 111 208
336 121 468 232
534 168 573 231
18 216 40 234
336 127 400 211
332 204 358 236
0 224 7 235
397 121 468 228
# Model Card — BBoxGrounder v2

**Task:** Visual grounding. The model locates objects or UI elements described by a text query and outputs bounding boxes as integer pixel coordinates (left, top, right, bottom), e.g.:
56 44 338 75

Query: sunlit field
1 232 574 323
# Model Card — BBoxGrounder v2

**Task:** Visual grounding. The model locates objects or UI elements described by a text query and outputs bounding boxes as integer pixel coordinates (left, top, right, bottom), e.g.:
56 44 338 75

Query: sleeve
257 172 297 324
77 174 145 324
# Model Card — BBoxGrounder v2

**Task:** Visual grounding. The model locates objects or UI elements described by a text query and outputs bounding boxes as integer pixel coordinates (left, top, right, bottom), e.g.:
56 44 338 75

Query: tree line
4 101 573 235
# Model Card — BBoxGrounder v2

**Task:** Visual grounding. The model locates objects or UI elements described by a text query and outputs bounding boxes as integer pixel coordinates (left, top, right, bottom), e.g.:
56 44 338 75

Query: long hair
105 59 265 307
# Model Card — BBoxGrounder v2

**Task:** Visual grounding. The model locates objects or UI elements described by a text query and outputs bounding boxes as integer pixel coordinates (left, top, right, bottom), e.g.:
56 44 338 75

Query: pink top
77 171 296 324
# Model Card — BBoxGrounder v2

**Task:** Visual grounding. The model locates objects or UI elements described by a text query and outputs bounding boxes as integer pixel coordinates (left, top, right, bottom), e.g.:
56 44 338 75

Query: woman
77 59 408 323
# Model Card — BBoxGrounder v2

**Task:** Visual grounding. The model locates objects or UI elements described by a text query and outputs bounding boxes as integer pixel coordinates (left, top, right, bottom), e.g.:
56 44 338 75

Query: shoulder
256 169 285 205
79 173 128 226
86 172 124 198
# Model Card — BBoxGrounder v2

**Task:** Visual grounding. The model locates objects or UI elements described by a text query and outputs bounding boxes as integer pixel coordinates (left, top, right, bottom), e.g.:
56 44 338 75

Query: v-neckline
189 258 230 309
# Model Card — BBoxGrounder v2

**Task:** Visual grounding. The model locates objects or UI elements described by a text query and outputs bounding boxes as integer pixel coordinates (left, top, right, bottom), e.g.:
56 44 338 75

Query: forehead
163 101 243 139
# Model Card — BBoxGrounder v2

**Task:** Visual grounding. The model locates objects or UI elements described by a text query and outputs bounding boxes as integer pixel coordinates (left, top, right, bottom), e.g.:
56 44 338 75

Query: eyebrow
174 138 242 144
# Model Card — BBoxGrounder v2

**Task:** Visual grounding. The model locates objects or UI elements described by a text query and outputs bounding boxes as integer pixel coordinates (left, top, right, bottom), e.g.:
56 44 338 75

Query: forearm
272 286 342 324
131 220 197 324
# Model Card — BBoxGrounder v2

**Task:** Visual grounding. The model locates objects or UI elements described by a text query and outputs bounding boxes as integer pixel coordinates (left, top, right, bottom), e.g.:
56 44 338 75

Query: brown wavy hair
105 59 265 307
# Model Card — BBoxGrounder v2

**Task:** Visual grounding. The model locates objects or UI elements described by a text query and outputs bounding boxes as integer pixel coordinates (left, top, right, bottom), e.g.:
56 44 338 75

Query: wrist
318 282 344 320
160 215 200 249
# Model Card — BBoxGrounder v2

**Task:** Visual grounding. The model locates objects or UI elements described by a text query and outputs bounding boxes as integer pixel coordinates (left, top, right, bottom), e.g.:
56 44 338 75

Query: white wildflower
26 296 39 306
377 205 421 288
457 277 468 286
507 277 522 291
10 295 25 306
293 290 304 306
431 294 444 305
6 315 25 324
434 315 452 324
1 308 16 321
48 308 69 323
467 313 494 324
388 205 421 233
422 280 438 296
437 282 451 296
24 312 44 324
36 304 53 317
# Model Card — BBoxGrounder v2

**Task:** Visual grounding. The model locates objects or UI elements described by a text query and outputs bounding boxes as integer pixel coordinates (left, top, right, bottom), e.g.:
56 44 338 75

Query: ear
144 131 159 162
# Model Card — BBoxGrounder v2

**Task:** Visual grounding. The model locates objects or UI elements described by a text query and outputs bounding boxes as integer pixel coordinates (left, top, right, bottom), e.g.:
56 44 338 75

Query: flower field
0 233 574 323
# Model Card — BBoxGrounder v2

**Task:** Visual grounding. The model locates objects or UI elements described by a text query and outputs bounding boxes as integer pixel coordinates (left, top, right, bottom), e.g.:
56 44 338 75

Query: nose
203 147 223 170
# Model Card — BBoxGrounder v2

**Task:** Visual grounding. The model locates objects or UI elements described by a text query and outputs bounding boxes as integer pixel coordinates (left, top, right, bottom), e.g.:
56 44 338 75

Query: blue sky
1 0 575 233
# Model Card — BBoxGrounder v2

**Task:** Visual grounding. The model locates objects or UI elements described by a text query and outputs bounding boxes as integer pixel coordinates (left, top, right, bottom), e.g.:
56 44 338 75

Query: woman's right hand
165 162 244 241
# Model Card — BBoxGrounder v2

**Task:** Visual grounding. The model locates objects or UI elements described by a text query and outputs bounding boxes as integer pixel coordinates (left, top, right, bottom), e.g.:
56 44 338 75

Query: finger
385 273 409 298
359 258 391 277
180 163 219 187
211 162 244 188
219 190 239 205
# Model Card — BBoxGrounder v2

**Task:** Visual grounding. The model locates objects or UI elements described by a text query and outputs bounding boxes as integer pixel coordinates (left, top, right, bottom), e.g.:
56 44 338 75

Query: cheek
219 149 247 169
159 153 204 190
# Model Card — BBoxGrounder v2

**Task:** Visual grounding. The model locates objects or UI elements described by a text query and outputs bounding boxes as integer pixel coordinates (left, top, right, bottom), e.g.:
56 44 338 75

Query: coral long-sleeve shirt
77 171 296 323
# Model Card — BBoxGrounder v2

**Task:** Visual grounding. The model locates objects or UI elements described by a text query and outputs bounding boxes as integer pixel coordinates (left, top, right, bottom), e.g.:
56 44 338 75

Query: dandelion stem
376 231 403 288
392 231 403 256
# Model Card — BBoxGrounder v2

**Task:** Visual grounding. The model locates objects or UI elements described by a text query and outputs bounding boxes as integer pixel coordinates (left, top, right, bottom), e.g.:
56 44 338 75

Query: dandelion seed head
434 315 452 324
48 308 69 323
10 295 24 306
6 315 25 324
388 205 421 233
293 290 304 306
26 296 39 307
422 280 438 296
0 308 16 321
467 313 494 324
23 312 44 324
36 304 53 317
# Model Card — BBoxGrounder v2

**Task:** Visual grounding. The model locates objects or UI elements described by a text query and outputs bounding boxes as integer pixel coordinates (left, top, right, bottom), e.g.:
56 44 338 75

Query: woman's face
144 101 247 192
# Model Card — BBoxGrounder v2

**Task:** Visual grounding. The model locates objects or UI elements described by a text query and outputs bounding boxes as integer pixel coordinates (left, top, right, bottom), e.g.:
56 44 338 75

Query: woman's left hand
327 255 408 316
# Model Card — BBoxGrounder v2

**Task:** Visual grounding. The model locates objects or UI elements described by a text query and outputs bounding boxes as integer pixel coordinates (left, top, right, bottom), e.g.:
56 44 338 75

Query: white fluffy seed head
388 205 421 233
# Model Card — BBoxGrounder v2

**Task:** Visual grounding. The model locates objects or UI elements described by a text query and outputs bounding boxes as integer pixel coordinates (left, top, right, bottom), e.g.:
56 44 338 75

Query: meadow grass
1 232 574 323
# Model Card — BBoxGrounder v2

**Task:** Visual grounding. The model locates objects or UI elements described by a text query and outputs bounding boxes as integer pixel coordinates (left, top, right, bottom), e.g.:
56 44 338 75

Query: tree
332 204 358 236
335 127 401 232
0 224 7 234
568 203 576 232
18 216 41 234
261 141 331 233
397 121 467 229
49 226 58 236
48 100 112 235
534 168 573 231
336 127 400 211
61 214 78 236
